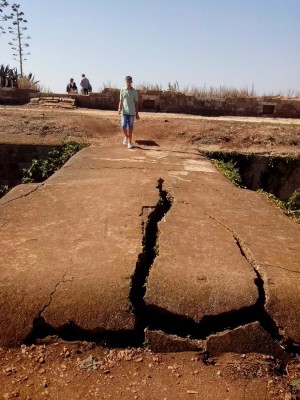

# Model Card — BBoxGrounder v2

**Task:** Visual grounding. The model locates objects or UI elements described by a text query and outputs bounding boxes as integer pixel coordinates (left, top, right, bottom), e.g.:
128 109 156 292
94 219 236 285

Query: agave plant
0 64 18 87
7 65 18 87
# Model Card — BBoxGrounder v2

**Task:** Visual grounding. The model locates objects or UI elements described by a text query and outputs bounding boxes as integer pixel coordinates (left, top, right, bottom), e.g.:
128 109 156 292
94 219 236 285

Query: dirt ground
0 341 300 400
1 105 300 400
1 106 300 155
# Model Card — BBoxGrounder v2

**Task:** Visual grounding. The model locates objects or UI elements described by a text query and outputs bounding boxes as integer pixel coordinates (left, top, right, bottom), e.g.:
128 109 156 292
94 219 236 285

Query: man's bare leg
128 130 133 145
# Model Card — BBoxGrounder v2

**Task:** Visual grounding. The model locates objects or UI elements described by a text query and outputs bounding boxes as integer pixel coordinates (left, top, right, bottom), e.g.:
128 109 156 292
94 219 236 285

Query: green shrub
0 185 9 198
258 189 300 223
22 141 87 183
287 188 300 211
211 159 242 187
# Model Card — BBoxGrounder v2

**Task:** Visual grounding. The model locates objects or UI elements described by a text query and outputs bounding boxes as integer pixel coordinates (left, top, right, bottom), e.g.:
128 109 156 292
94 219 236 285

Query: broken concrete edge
144 322 291 363
144 328 204 353
23 317 140 349
23 320 292 364
144 299 300 357
0 183 43 206
205 321 291 364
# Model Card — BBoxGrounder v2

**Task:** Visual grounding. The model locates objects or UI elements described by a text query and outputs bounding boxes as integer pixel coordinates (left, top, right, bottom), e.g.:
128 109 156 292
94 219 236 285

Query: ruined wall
0 88 38 105
2 87 300 118
71 90 300 118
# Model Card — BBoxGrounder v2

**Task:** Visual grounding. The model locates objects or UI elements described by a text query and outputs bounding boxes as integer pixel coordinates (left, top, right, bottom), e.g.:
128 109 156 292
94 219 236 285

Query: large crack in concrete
25 178 174 347
22 178 295 357
129 178 173 342
206 214 282 340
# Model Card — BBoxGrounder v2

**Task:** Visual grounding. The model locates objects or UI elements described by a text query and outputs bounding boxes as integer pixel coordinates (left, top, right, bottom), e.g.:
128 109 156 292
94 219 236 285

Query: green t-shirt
120 87 138 115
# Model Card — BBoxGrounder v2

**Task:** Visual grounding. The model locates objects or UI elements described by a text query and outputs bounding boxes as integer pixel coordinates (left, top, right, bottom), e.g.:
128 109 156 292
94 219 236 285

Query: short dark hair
125 75 132 81
82 74 85 77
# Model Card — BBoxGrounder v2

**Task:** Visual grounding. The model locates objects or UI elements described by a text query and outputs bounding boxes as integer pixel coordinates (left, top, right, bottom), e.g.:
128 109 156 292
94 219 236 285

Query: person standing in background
66 78 78 93
80 74 90 95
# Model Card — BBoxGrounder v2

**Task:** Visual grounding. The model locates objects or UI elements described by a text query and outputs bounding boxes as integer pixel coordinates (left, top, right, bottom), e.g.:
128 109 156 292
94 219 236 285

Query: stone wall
2 87 300 118
71 89 300 118
0 88 39 105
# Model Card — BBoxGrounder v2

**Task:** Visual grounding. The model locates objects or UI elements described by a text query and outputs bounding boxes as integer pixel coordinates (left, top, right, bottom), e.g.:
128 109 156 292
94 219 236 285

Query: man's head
82 74 85 78
70 78 74 83
125 75 132 89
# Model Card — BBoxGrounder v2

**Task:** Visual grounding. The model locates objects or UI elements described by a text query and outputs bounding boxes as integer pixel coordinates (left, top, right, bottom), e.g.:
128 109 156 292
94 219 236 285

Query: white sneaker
123 137 127 146
128 143 133 149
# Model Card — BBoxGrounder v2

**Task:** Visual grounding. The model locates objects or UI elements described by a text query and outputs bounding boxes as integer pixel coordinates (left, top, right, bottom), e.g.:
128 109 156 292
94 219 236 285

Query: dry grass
17 76 38 90
181 83 257 98
99 81 119 92
99 80 300 99
136 81 163 91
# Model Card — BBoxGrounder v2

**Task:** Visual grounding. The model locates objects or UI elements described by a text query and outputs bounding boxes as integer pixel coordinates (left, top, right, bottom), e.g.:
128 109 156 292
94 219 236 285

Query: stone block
145 329 204 353
206 322 290 362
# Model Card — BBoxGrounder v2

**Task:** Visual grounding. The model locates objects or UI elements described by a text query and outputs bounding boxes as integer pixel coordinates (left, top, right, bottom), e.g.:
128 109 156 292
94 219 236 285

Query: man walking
118 75 139 149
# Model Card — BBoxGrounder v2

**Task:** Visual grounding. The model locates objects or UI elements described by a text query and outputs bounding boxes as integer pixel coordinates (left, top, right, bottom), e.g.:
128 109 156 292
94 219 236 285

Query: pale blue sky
1 0 299 95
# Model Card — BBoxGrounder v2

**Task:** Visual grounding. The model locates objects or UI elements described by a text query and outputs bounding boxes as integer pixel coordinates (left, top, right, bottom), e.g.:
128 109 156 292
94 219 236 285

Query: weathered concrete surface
1 144 300 349
0 146 159 346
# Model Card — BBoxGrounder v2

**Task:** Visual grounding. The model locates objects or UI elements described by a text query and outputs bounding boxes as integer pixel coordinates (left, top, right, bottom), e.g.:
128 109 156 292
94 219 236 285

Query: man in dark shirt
66 78 77 93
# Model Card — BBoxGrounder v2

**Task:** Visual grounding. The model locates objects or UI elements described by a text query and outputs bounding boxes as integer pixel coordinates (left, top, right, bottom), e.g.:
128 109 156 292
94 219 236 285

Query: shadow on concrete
135 140 160 147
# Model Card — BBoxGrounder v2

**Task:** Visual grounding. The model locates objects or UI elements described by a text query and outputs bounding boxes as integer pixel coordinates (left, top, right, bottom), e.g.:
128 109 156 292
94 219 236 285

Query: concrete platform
0 144 300 350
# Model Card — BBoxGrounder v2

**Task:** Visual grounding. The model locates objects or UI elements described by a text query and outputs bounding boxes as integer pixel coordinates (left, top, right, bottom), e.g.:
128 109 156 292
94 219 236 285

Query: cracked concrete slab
147 162 300 345
145 204 259 321
1 145 300 351
189 177 300 344
0 147 163 346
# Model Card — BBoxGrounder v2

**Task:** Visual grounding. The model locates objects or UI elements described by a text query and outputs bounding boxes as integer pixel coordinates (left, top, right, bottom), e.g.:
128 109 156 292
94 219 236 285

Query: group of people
66 74 92 95
67 74 139 150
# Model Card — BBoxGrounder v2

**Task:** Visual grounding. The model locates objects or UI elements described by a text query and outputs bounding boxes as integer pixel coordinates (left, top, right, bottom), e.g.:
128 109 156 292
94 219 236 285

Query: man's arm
118 89 123 114
118 100 122 114
135 92 140 120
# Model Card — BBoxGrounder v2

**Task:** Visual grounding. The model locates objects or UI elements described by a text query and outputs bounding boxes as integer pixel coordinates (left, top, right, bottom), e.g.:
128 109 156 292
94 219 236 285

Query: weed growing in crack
287 189 300 213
